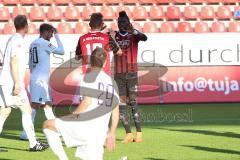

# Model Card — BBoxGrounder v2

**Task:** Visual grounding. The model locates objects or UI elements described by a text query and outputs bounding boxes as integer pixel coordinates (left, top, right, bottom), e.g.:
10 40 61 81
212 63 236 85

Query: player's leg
0 107 11 134
18 91 48 151
127 72 143 142
43 103 55 120
20 103 38 140
115 73 134 143
43 119 68 160
0 86 12 134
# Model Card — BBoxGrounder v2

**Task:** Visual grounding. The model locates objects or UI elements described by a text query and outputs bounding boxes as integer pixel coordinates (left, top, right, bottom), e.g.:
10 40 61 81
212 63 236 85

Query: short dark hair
90 47 106 68
14 15 28 30
118 11 130 23
89 13 103 29
39 23 54 34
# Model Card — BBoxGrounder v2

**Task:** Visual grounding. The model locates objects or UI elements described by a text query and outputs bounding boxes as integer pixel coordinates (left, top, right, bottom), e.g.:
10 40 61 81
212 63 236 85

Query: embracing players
110 11 148 143
43 47 120 160
0 15 48 151
73 12 120 103
20 23 64 140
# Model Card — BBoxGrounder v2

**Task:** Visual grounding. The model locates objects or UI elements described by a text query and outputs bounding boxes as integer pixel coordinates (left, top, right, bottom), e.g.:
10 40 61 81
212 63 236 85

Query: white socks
0 116 6 134
43 129 68 160
44 107 55 120
20 108 36 139
22 113 37 148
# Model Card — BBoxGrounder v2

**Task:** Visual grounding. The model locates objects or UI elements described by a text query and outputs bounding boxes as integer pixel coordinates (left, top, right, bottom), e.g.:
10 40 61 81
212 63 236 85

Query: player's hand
126 23 134 33
108 29 116 38
101 23 107 31
105 132 116 152
13 83 21 96
53 27 58 34
117 48 123 55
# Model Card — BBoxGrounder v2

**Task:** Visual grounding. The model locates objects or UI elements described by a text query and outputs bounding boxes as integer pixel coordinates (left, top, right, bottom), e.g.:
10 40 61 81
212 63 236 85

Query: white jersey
0 33 27 86
79 70 120 135
55 69 119 160
29 34 64 81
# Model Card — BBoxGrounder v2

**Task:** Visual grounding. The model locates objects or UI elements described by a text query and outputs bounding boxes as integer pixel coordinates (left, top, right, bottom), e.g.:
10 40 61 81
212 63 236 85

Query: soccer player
73 12 120 103
110 11 148 143
0 15 47 151
20 23 64 140
43 47 120 160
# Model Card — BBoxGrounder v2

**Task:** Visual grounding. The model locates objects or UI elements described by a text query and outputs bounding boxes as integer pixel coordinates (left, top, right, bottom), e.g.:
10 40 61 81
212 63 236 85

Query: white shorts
0 85 30 108
30 79 52 105
55 118 105 160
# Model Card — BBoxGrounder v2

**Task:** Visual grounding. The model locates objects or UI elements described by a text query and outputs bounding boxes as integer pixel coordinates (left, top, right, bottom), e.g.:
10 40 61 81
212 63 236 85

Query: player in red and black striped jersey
110 11 147 143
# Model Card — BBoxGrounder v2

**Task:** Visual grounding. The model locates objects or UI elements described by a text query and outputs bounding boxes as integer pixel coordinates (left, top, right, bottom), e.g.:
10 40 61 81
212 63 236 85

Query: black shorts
114 72 138 97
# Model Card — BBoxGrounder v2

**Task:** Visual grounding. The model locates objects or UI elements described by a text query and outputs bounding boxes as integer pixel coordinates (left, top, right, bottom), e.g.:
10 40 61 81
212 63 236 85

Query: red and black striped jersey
114 31 141 74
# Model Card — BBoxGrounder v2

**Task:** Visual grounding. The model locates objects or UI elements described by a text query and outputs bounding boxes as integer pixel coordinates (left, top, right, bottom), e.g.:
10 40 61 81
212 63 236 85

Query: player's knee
129 98 136 106
133 112 141 122
43 120 52 129
119 113 125 121
43 119 57 131
120 113 130 125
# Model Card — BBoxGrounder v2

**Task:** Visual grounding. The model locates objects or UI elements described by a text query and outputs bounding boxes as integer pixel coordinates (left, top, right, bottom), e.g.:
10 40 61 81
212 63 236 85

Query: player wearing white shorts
0 15 48 151
43 47 120 160
20 23 64 140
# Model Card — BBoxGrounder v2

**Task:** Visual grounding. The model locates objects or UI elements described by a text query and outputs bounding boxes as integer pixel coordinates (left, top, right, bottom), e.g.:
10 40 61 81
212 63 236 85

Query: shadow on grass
144 158 166 160
0 132 48 144
155 128 240 139
181 145 240 155
1 146 28 152
116 138 122 142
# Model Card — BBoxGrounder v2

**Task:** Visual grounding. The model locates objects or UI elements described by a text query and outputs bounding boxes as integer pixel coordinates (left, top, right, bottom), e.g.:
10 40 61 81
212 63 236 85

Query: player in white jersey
0 15 48 151
20 23 64 140
43 47 120 160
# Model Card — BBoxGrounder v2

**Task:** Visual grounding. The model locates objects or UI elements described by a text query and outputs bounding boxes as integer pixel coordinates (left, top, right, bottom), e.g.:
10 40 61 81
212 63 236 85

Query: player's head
39 23 54 41
14 15 28 35
118 11 131 32
89 13 104 31
90 47 107 68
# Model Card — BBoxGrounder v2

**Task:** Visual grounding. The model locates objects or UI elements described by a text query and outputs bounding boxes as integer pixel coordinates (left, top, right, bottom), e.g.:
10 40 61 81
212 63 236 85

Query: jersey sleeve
44 41 58 53
11 38 22 58
75 38 82 60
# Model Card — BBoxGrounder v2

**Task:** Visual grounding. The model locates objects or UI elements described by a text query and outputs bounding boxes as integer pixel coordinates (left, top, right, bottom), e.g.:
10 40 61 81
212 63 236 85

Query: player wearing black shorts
110 11 147 143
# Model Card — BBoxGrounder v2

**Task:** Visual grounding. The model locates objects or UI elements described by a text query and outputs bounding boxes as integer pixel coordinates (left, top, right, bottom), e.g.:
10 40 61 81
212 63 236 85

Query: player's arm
10 40 22 96
75 38 82 61
126 24 148 41
73 96 92 114
52 31 64 55
133 29 148 41
105 105 119 151
11 56 21 95
107 30 122 55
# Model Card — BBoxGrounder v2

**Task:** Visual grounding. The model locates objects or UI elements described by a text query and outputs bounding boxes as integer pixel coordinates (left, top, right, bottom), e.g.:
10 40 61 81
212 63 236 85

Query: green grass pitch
1 103 240 160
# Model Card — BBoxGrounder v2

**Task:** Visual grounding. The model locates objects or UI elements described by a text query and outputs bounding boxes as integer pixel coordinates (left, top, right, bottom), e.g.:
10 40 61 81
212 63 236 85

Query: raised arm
52 33 64 55
133 29 148 42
